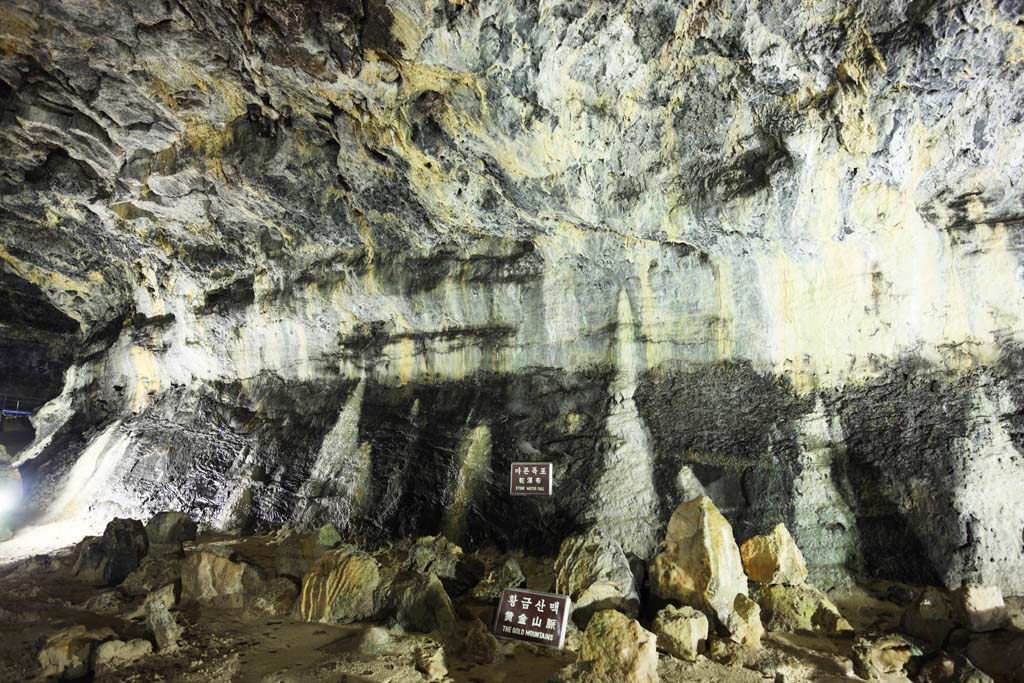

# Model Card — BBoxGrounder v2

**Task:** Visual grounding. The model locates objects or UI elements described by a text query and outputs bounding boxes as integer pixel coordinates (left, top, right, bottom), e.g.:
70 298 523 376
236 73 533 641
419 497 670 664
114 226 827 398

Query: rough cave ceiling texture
2 0 1024 592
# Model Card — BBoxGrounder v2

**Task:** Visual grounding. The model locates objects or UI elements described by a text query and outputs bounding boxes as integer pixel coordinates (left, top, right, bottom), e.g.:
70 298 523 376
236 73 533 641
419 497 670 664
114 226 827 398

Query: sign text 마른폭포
509 462 552 496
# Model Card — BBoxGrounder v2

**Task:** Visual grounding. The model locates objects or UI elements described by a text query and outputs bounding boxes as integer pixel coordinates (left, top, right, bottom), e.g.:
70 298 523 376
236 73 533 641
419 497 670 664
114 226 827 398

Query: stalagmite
1 0 1023 680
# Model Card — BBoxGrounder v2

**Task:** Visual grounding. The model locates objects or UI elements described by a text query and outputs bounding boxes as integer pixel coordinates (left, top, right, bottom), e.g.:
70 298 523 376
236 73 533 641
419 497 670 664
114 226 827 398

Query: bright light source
0 472 22 515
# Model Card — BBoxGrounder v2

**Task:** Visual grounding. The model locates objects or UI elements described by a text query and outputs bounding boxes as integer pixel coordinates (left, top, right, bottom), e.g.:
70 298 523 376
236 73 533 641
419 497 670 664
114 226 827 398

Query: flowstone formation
2 0 1024 606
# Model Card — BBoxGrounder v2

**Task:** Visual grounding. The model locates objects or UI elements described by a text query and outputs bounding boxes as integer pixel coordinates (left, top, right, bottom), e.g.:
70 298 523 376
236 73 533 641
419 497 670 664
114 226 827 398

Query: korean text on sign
509 462 553 496
493 587 571 649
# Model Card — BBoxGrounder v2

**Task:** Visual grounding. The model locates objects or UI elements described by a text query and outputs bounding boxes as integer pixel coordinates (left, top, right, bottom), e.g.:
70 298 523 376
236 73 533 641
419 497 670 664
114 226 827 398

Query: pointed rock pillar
586 290 660 560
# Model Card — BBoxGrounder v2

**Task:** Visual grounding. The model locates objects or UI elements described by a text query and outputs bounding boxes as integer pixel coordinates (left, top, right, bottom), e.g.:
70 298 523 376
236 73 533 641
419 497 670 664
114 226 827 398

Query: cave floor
0 539 1021 683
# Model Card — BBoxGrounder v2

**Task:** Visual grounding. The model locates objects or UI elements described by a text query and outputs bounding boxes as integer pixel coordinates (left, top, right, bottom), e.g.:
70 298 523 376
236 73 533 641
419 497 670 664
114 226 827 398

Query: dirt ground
1 541 1021 683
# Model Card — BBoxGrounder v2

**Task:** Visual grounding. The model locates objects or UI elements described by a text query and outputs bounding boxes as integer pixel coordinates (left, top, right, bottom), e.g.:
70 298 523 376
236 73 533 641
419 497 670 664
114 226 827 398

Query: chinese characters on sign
509 462 553 496
493 588 571 649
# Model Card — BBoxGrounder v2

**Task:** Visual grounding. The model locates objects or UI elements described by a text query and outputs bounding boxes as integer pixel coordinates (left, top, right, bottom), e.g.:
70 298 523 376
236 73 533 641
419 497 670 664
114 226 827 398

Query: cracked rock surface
2 0 1024 597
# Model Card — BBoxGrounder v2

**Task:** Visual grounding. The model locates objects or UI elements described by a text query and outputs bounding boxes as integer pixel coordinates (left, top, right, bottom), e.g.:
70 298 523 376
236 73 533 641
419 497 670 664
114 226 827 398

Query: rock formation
2 516 1023 682
649 496 749 625
740 523 809 586
554 526 640 627
652 605 709 662
297 545 380 623
576 610 659 683
755 582 854 635
1 0 1024 601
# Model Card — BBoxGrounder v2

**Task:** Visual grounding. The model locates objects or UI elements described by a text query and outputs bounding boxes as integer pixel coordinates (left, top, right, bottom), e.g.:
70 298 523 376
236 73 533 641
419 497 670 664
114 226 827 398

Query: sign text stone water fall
509 462 553 496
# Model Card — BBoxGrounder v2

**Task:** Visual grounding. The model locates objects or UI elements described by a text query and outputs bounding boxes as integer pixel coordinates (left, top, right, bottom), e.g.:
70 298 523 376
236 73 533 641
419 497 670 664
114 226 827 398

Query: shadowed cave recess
2 0 1024 681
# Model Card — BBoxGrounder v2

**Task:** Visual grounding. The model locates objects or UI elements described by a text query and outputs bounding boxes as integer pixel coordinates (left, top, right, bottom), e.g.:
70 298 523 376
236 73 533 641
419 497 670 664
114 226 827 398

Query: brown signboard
493 587 572 649
510 462 553 496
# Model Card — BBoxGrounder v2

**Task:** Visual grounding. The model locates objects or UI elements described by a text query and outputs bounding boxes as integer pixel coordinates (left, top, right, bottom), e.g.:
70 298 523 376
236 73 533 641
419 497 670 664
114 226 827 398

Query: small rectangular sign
493 588 571 649
510 462 553 496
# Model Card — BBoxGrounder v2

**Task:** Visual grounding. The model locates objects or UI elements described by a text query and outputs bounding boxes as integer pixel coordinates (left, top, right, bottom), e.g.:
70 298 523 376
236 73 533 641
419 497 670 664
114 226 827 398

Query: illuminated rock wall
2 0 1024 592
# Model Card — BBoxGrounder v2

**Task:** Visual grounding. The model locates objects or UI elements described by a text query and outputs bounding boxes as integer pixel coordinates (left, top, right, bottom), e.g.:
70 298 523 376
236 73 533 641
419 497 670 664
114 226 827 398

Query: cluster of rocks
557 496 852 682
39 512 197 678
32 498 1022 682
40 516 499 679
553 496 1018 683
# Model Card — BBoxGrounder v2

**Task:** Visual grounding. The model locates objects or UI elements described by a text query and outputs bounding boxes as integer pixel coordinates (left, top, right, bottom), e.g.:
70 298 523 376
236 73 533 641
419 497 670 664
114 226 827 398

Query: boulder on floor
723 593 764 648
248 576 299 618
851 633 921 679
577 610 659 683
409 535 485 597
756 583 853 634
73 518 149 587
472 557 526 600
917 653 995 683
73 536 106 583
414 643 448 682
181 545 270 609
94 638 153 674
952 584 1008 633
356 626 393 656
146 598 183 652
145 511 198 557
461 619 499 665
649 496 748 625
652 604 708 662
297 545 380 623
119 554 182 596
100 518 150 586
380 570 458 635
965 630 1024 683
138 582 180 618
272 528 328 580
84 590 130 614
37 625 115 680
740 523 808 586
902 587 955 647
555 527 640 628
317 523 343 548
705 636 759 668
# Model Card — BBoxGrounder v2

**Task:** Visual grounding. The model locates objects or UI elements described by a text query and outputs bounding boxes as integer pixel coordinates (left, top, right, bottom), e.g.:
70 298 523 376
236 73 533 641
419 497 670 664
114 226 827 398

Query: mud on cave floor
0 531 1022 683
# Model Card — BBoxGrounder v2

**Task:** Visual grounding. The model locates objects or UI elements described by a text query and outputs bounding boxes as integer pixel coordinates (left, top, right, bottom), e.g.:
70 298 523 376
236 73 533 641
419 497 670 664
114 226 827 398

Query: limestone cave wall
2 0 1024 594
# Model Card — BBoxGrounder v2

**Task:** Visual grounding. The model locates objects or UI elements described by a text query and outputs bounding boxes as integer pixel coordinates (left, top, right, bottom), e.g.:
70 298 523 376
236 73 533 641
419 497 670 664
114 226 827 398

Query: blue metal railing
0 396 41 419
